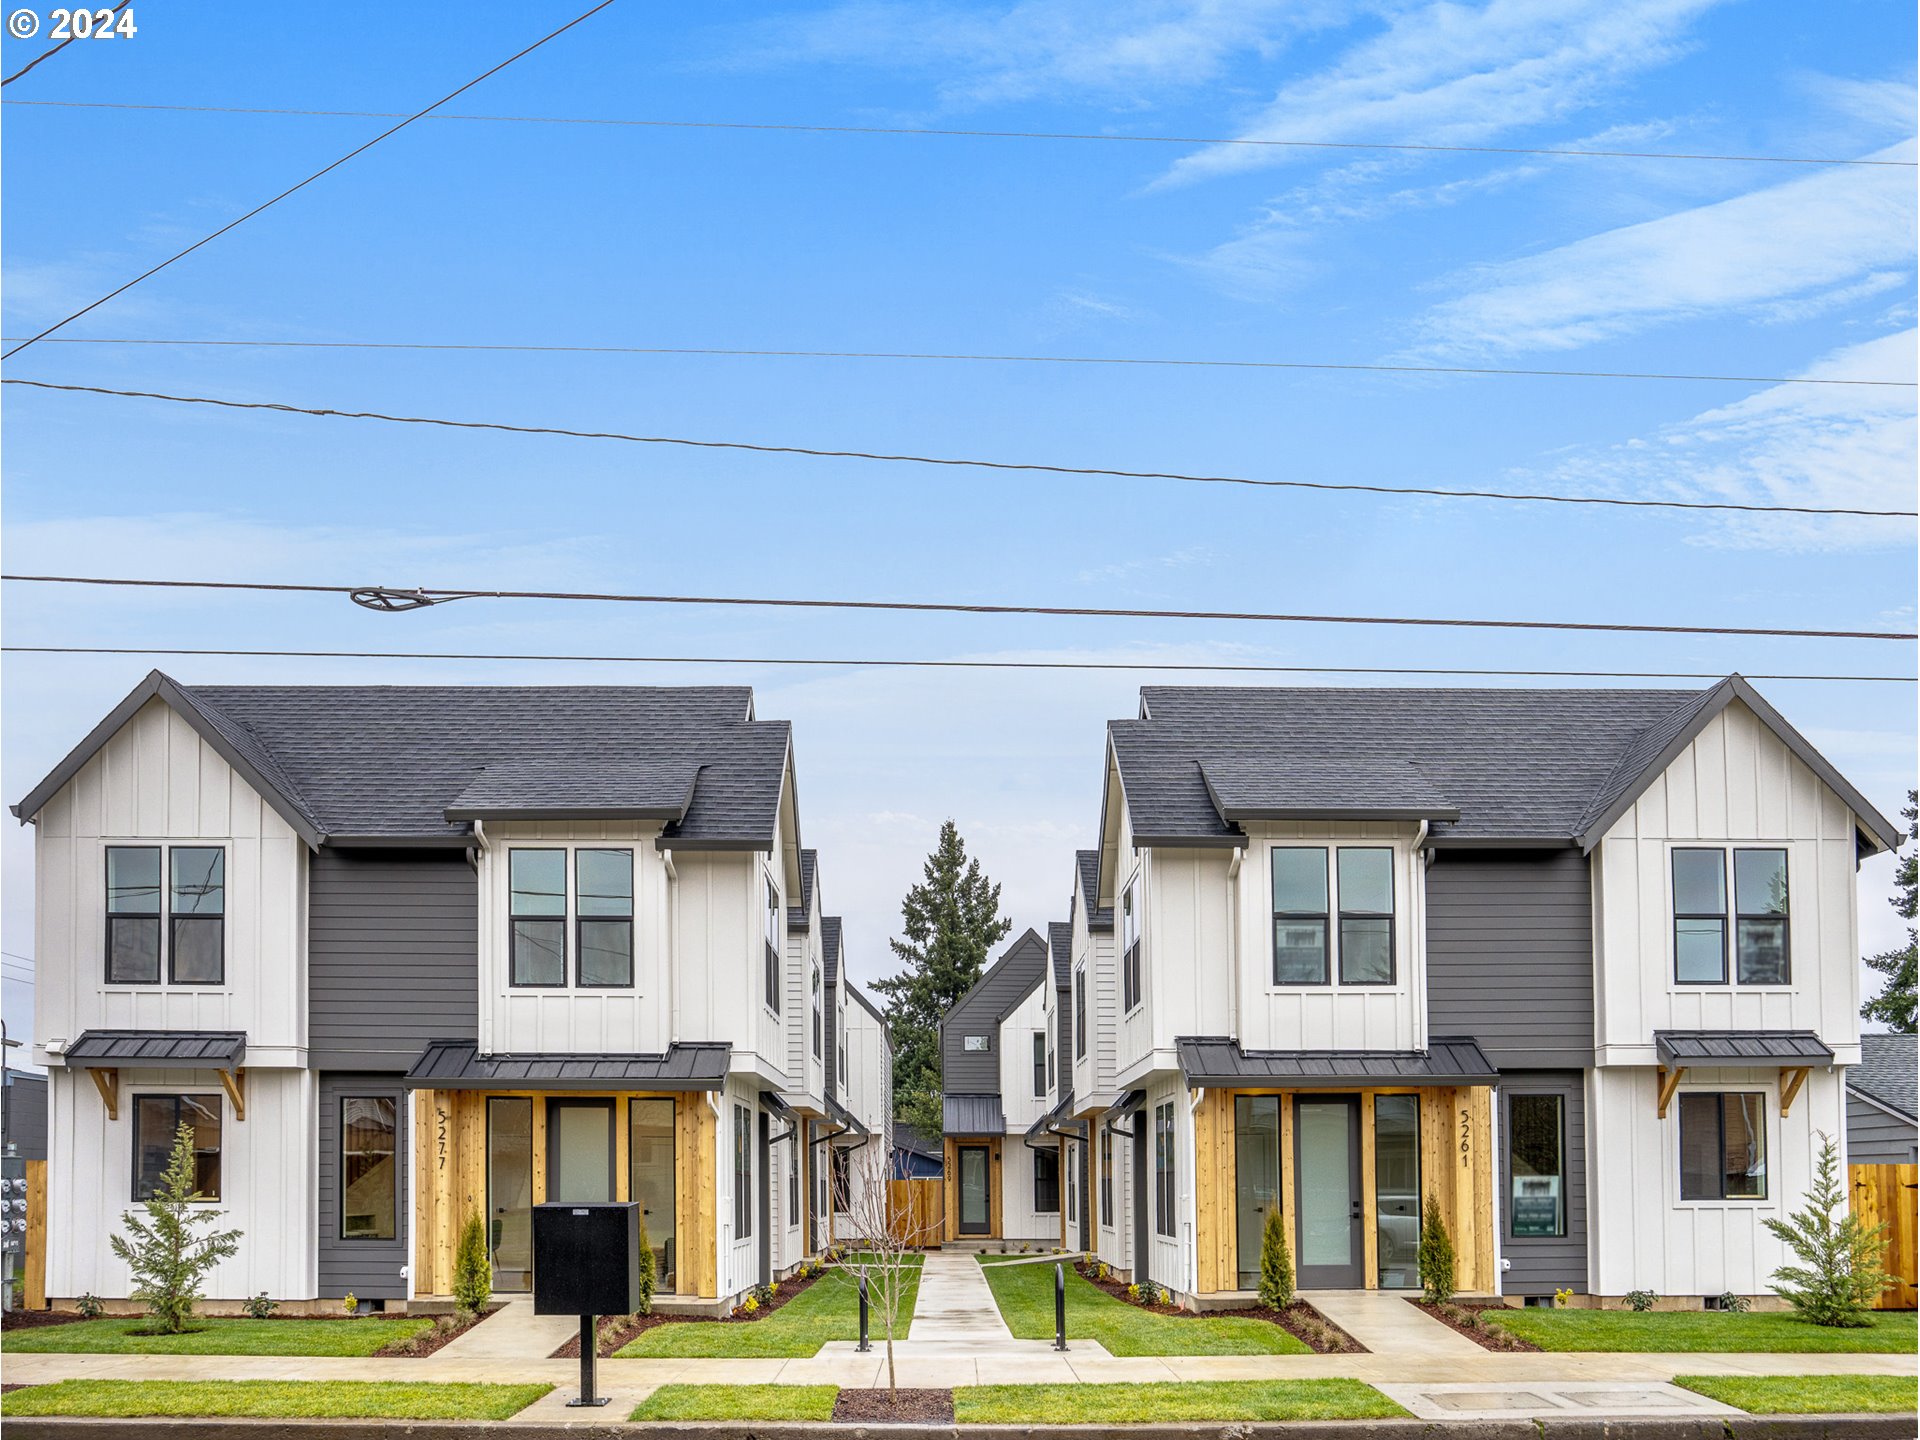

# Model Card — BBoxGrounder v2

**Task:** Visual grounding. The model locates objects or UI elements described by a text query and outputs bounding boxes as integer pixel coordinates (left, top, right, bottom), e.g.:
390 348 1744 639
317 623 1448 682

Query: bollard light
1053 1261 1069 1351
857 1274 871 1352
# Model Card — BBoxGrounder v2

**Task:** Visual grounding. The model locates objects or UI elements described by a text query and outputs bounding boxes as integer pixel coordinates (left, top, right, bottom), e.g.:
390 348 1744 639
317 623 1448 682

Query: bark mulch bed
832 1387 954 1423
1408 1298 1541 1352
0 1309 89 1332
1072 1260 1364 1354
376 1305 501 1358
552 1266 832 1358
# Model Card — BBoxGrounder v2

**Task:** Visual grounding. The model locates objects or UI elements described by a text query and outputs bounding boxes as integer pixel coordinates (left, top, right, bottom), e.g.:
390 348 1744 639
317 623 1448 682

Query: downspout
1412 820 1430 1052
661 845 679 1050
1226 848 1242 1045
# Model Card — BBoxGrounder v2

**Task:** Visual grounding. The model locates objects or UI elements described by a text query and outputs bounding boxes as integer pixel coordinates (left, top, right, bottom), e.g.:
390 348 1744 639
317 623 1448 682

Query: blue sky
3 0 1915 1049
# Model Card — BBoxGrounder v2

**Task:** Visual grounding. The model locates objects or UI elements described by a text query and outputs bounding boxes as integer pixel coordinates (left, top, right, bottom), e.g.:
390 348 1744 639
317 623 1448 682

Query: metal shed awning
403 1039 732 1091
825 1095 869 1141
64 1030 246 1069
1025 1090 1086 1140
1176 1035 1498 1089
1655 1030 1834 1066
942 1093 1006 1137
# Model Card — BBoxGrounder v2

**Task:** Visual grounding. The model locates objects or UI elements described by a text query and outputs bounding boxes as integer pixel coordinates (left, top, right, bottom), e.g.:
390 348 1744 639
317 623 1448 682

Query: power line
5 335 1908 390
0 1 619 360
6 574 1914 641
5 97 1911 168
0 1 133 87
9 379 1914 520
6 645 1912 684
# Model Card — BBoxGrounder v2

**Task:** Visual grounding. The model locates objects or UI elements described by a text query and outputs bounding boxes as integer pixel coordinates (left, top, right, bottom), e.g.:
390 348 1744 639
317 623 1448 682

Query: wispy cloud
1075 544 1213 584
1413 140 1918 356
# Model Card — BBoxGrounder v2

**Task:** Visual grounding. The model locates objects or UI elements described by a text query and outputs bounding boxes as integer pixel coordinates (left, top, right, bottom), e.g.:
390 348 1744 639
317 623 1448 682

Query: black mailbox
532 1202 640 1317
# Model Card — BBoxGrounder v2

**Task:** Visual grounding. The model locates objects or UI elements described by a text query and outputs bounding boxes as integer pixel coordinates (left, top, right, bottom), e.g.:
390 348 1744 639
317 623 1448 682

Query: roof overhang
402 1039 732 1090
1175 1035 1498 1089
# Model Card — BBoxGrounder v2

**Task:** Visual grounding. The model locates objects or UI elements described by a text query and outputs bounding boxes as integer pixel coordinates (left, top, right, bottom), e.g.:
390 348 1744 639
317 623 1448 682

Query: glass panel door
1373 1095 1420 1289
1234 1096 1281 1290
958 1146 990 1233
548 1100 614 1202
1294 1096 1362 1288
486 1097 534 1293
629 1099 677 1293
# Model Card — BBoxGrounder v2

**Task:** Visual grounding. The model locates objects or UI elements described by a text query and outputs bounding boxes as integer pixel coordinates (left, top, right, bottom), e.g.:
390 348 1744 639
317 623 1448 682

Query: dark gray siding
316 1074 409 1300
1498 1072 1588 1297
1427 850 1593 1069
940 932 1048 1099
1847 1093 1918 1164
309 849 478 1070
3 1073 47 1160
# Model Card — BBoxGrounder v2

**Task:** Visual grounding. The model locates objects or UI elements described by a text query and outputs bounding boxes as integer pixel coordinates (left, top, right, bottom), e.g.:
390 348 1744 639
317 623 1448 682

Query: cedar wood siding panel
316 1073 410 1300
1847 1093 1918 1164
1426 849 1594 1069
1498 1071 1589 1297
942 941 1048 1097
309 849 478 1069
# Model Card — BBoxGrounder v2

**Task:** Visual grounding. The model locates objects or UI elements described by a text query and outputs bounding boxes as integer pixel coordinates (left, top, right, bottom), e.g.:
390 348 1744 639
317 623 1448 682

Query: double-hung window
576 849 633 987
1153 1102 1175 1237
1678 1092 1767 1200
1673 848 1790 985
1271 848 1329 984
509 849 568 986
1074 969 1087 1060
1121 879 1142 1012
764 877 783 1014
1032 1031 1047 1098
106 845 226 986
1272 846 1395 986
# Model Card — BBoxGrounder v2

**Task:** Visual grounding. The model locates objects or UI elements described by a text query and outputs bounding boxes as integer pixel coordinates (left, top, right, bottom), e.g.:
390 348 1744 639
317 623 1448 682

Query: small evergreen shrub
341 1292 359 1317
1417 1193 1455 1305
1257 1204 1294 1310
243 1292 277 1319
107 1121 243 1335
453 1213 492 1316
1625 1289 1658 1312
1765 1134 1891 1327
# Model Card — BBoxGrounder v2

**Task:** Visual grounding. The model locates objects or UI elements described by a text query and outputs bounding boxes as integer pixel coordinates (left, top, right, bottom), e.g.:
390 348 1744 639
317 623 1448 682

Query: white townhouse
13 672 847 1313
1066 676 1900 1307
828 957 895 1241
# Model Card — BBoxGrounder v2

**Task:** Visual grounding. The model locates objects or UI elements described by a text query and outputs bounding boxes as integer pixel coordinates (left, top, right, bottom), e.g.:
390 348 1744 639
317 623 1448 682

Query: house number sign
437 1105 451 1171
1458 1106 1472 1169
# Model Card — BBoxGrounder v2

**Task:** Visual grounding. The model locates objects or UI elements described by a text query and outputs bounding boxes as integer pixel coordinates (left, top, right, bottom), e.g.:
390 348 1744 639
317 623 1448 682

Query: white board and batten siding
1069 906 1119 1110
1592 702 1864 1066
999 983 1051 1134
32 696 308 1067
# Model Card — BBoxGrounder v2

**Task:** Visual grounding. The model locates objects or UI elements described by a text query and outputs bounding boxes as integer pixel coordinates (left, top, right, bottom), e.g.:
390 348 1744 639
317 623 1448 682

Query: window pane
1274 918 1328 983
509 850 566 916
1721 1094 1766 1199
629 1099 677 1291
107 847 161 913
1672 849 1726 914
1337 848 1393 913
576 850 632 916
1677 1092 1719 1201
170 848 225 916
341 1096 397 1240
1035 1147 1059 1212
1675 917 1727 983
511 918 566 985
1508 1095 1564 1237
1340 916 1393 984
1272 848 1328 913
1734 849 1788 916
578 920 632 986
134 1094 221 1200
1374 1095 1421 1287
1737 918 1789 985
108 916 161 984
171 917 224 984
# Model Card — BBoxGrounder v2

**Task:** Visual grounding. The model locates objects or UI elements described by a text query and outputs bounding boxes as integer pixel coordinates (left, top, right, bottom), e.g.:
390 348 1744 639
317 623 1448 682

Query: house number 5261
50 7 138 38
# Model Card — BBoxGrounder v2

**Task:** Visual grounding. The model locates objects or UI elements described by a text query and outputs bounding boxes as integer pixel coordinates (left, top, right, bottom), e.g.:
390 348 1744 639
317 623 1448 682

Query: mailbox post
533 1202 641 1409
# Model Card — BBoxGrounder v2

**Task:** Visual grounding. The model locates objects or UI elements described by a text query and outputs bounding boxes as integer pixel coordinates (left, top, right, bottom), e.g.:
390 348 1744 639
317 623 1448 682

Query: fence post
857 1275 871 1352
1053 1261 1069 1351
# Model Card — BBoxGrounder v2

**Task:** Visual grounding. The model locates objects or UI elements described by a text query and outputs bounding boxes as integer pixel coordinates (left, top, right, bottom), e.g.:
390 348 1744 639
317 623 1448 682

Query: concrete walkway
907 1253 1014 1344
431 1299 577 1364
1305 1289 1487 1358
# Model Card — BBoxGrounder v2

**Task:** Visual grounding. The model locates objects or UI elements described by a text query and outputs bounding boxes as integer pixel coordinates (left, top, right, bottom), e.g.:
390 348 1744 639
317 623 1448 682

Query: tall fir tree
1861 789 1916 1034
872 820 1011 1136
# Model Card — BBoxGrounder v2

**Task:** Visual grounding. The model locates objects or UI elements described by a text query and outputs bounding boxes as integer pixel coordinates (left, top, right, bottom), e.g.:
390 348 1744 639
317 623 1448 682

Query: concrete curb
1 1417 1914 1439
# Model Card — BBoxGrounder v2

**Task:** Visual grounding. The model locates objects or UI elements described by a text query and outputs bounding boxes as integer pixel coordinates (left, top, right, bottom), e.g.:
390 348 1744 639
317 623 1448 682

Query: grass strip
619 1256 922 1358
1674 1374 1918 1415
0 1379 551 1420
1483 1308 1917 1353
955 1380 1407 1423
629 1383 839 1421
978 1256 1308 1356
0 1315 438 1357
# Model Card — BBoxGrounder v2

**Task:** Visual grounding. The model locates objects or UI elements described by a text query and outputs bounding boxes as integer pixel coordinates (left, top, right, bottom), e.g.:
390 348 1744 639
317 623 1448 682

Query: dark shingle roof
943 1093 1006 1136
1200 756 1458 822
65 1030 245 1069
788 849 818 932
403 1039 730 1090
1048 922 1072 990
823 916 843 987
1176 1035 1497 1088
1075 849 1113 932
893 1123 941 1160
445 758 698 820
1852 1034 1917 1119
1655 1030 1834 1065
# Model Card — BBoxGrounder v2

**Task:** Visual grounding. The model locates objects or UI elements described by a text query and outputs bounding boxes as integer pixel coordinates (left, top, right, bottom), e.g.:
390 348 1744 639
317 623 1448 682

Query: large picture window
1034 1146 1060 1213
340 1095 398 1240
134 1093 221 1200
508 849 567 986
1679 1092 1767 1201
1154 1101 1176 1238
1506 1094 1565 1238
1121 879 1142 1012
1271 848 1330 984
106 845 162 984
576 849 634 987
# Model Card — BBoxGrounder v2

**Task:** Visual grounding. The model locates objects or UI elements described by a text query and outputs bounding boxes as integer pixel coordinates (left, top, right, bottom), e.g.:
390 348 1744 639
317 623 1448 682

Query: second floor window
1033 1031 1047 1097
576 849 633 987
509 849 567 986
812 969 823 1058
1272 846 1395 987
509 847 635 988
764 878 782 1014
106 845 226 986
1074 969 1087 1060
1674 848 1790 986
1121 879 1141 1013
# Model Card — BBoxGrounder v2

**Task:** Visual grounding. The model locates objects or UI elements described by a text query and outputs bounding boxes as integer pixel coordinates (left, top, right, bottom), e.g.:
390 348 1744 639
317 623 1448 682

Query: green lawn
1483 1307 1917 1353
630 1384 839 1421
617 1258 924 1358
1675 1375 1918 1415
955 1381 1406 1424
0 1380 551 1421
978 1258 1309 1356
0 1316 438 1357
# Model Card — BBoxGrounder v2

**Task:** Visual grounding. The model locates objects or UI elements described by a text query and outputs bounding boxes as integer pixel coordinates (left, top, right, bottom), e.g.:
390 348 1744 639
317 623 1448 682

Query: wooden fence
1850 1162 1917 1310
888 1178 944 1247
23 1159 46 1310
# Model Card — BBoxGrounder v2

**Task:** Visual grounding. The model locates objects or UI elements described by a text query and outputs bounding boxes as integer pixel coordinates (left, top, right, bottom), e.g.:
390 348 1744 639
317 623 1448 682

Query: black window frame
574 847 635 989
1678 1091 1768 1202
1034 1144 1060 1214
830 1144 851 1211
132 1091 222 1201
338 1093 400 1242
166 846 227 986
1271 846 1331 986
508 847 569 988
1671 847 1730 985
1121 878 1142 1013
1733 847 1791 985
811 968 823 1058
1335 846 1395 987
1099 1129 1113 1227
1154 1101 1176 1238
1074 968 1087 1060
733 1103 753 1239
763 875 783 1015
1504 1092 1567 1240
105 844 163 985
1033 1031 1047 1098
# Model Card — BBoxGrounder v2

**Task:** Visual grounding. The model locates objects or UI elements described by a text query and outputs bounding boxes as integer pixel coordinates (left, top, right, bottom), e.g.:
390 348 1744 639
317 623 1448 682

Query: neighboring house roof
847 981 890 1039
1849 1034 1917 1120
1075 849 1113 932
788 849 818 932
403 1039 731 1091
13 671 795 851
1655 1030 1834 1065
63 1029 246 1069
946 928 1048 1024
1176 1035 1498 1089
892 1124 941 1161
943 1093 1006 1136
1107 677 1898 857
1047 922 1072 990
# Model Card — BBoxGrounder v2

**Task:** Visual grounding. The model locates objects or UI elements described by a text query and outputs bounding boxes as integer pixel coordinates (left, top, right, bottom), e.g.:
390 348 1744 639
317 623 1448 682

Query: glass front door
1294 1096 1363 1289
629 1099 677 1292
1234 1096 1282 1290
958 1145 991 1234
486 1097 534 1293
547 1099 614 1202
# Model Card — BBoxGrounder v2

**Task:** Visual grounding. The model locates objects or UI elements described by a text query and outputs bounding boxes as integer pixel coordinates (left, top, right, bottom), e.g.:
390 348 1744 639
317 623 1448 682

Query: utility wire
6 645 1913 684
9 379 1914 520
0 1 133 88
0 0 619 360
6 574 1914 641
5 335 1908 390
5 97 1911 168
